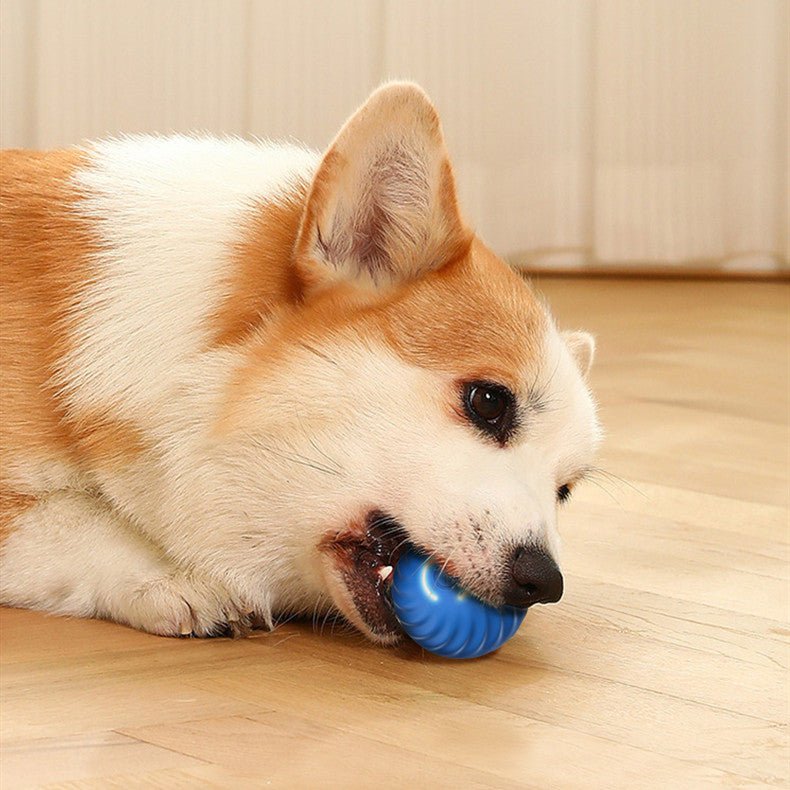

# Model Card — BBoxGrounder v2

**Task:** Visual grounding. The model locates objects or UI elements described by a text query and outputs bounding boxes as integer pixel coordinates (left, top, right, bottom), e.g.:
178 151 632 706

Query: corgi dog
0 83 600 643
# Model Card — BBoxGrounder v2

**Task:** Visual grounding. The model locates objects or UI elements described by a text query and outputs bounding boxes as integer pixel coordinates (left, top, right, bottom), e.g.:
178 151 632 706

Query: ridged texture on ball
391 551 527 659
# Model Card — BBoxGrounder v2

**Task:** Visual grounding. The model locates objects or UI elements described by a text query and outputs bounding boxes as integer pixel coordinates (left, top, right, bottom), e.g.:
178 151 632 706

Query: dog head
221 83 601 641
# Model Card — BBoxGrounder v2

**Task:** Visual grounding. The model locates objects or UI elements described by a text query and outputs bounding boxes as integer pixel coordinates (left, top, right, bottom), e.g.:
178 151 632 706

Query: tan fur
0 149 145 515
1 150 90 463
0 489 36 539
210 181 309 348
381 240 546 389
64 412 149 468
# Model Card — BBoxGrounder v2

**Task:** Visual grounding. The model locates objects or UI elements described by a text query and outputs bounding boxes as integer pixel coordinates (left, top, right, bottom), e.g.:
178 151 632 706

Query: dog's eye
556 484 572 504
470 385 507 421
462 381 516 444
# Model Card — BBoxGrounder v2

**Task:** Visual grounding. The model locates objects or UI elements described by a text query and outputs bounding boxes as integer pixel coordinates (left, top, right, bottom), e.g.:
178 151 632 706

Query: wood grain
1 278 788 788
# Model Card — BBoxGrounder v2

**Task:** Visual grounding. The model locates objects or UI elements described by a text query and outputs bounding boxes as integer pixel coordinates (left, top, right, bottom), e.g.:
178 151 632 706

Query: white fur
0 490 247 635
63 135 318 422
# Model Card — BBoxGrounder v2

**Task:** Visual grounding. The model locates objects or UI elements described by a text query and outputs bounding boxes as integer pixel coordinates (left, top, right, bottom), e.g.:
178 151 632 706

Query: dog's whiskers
585 465 646 497
310 594 328 633
307 436 344 473
246 434 341 477
439 547 459 576
297 340 340 368
387 536 413 563
583 475 622 504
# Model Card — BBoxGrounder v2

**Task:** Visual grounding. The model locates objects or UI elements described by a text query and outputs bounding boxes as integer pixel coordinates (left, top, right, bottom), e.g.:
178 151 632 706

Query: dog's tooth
378 565 393 581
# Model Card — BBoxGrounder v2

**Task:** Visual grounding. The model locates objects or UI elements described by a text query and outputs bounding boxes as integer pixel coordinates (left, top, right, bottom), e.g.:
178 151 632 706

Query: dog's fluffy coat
0 83 600 642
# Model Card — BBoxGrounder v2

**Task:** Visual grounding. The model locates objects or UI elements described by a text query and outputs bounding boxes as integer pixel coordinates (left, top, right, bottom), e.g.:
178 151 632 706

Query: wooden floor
1 278 788 789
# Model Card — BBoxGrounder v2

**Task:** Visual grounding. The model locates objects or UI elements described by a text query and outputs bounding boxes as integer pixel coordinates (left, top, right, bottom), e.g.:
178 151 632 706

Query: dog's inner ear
295 82 471 292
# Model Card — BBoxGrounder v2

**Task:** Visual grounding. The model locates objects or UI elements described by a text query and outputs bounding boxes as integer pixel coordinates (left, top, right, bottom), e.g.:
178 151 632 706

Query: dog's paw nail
179 622 192 636
228 619 252 639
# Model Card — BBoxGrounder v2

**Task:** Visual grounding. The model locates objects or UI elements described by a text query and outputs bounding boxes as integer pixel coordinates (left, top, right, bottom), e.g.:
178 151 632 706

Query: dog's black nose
503 547 564 608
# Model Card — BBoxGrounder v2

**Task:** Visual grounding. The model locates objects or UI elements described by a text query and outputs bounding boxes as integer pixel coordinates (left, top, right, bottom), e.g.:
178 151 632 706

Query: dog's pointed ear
294 82 471 294
563 331 596 378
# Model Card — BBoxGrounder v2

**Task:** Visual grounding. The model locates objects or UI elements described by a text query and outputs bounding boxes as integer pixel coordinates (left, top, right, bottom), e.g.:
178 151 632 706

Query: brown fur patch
0 149 93 464
378 240 546 390
210 180 310 347
0 488 37 542
67 412 149 468
0 149 146 481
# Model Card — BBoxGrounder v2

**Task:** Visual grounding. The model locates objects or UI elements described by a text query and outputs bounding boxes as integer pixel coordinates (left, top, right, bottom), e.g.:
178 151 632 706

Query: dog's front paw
122 572 252 638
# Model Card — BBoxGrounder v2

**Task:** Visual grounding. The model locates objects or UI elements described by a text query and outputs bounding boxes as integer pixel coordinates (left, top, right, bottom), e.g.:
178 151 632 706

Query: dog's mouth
318 510 412 643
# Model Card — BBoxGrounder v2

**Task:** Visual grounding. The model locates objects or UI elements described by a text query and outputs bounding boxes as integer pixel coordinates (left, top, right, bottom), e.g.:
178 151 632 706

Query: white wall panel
33 0 249 147
0 0 35 148
593 0 787 268
384 0 593 264
247 0 382 148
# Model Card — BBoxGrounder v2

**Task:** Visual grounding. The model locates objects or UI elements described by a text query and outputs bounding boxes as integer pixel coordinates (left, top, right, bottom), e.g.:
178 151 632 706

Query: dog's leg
0 489 251 636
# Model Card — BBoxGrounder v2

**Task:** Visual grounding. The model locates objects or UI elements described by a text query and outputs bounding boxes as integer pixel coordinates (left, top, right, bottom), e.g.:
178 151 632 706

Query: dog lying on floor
0 82 600 643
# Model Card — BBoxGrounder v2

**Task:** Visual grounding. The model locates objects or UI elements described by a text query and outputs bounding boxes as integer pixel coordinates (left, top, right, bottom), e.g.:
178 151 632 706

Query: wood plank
0 732 208 790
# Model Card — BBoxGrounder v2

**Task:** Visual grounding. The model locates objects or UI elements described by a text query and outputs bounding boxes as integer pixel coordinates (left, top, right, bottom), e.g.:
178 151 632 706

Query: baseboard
511 264 789 283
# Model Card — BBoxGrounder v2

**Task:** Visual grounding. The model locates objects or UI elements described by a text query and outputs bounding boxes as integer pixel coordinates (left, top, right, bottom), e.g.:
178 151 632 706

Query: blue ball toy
390 551 527 659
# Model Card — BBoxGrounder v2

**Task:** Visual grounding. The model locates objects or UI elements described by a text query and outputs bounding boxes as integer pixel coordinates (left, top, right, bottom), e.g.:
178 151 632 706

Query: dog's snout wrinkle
504 546 563 608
